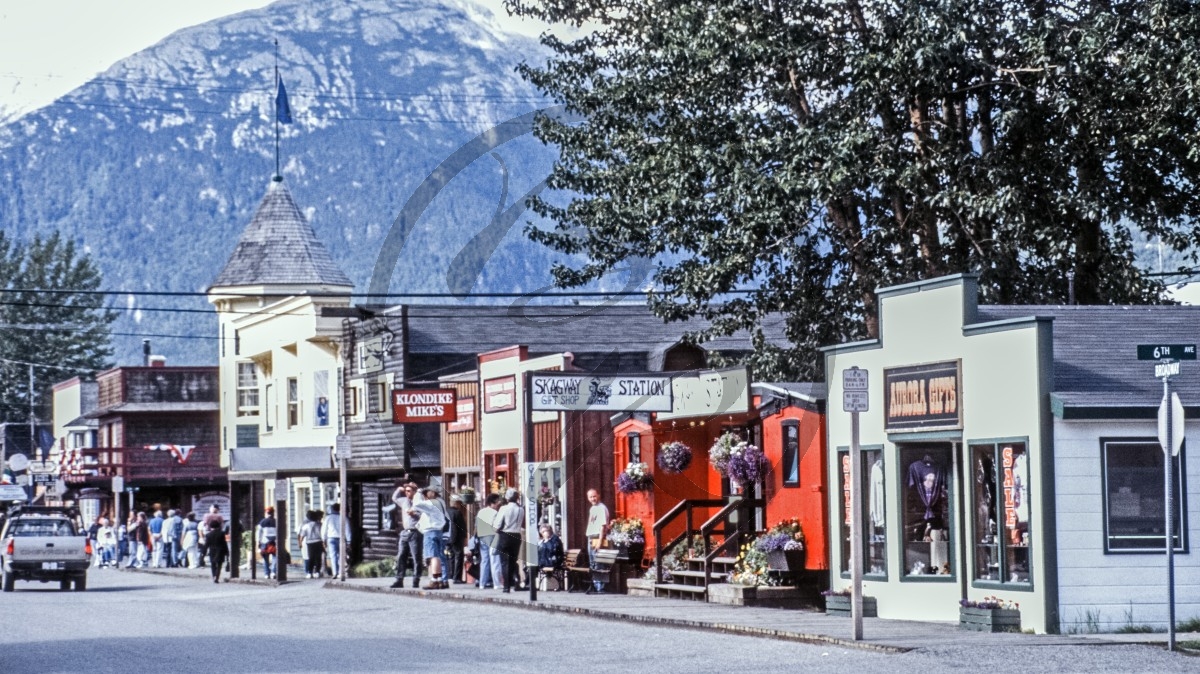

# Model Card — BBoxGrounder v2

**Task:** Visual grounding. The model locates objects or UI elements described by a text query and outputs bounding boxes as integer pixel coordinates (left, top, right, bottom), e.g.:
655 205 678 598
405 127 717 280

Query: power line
3 288 756 299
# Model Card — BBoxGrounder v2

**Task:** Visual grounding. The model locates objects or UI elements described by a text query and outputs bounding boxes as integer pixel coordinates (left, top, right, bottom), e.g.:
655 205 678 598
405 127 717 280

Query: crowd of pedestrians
85 504 231 579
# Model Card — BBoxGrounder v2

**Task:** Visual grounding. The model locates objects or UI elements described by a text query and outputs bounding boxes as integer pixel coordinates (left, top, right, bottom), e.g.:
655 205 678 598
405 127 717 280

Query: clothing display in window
869 459 885 529
907 457 946 520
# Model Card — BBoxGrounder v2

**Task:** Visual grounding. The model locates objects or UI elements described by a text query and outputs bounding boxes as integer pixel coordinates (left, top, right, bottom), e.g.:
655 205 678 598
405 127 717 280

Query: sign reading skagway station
883 360 962 432
529 373 673 412
392 388 458 423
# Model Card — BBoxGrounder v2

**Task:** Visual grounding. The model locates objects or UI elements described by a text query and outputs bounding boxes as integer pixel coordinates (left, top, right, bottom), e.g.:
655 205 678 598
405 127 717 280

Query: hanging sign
448 397 476 432
392 388 457 423
483 375 517 413
529 372 672 412
884 360 962 432
658 367 749 421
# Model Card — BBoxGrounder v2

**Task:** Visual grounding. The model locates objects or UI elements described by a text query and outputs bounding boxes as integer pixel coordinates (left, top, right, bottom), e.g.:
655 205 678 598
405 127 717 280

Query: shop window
628 433 641 464
1102 439 1187 553
970 442 1032 585
782 421 800 486
367 381 387 415
900 445 954 579
839 447 887 578
287 377 300 428
236 362 259 416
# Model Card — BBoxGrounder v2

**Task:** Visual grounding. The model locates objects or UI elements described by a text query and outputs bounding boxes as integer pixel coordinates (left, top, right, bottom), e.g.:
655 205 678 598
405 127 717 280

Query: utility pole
29 363 36 461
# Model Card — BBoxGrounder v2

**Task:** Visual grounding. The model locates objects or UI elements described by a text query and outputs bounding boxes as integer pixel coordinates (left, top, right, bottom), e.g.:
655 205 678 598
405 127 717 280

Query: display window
1101 439 1188 553
900 444 954 579
839 446 887 578
970 441 1032 586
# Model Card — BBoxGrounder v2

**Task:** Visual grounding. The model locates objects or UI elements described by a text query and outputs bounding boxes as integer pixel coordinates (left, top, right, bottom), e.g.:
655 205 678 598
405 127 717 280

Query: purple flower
726 444 769 484
657 442 693 474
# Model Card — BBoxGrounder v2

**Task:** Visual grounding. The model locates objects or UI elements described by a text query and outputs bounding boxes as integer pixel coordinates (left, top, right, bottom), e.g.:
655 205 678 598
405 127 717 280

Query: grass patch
1115 625 1156 634
1178 617 1200 633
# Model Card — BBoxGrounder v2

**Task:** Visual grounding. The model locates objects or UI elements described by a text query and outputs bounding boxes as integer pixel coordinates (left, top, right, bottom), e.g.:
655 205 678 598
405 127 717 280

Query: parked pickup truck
1 506 91 592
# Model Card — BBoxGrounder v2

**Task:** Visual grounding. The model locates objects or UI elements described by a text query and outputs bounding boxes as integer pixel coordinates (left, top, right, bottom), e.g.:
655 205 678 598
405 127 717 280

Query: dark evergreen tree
509 0 1200 379
0 232 116 422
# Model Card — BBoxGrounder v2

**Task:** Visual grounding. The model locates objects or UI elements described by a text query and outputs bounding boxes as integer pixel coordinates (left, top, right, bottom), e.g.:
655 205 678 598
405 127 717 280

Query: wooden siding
533 420 560 463
97 371 125 409
358 480 399 563
563 412 615 551
441 381 480 471
63 445 225 487
343 312 408 470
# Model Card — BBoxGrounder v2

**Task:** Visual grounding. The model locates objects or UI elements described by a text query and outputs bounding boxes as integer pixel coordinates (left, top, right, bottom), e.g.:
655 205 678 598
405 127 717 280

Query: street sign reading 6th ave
1137 344 1197 361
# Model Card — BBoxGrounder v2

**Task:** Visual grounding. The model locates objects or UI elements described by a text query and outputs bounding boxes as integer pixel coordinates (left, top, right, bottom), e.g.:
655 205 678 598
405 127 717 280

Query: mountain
0 0 580 367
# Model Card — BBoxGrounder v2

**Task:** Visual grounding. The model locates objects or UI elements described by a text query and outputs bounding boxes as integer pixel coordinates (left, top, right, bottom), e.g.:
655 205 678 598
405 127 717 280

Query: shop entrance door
527 461 565 540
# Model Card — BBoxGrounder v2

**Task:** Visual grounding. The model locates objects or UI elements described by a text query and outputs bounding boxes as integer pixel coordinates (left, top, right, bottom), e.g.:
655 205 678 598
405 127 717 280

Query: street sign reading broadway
529 373 672 412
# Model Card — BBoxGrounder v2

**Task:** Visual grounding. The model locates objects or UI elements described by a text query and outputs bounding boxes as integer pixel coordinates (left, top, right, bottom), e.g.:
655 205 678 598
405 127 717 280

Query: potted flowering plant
754 518 806 572
821 588 878 617
657 441 693 474
607 517 646 564
536 484 556 507
457 486 476 505
616 461 653 493
709 433 769 489
959 596 1021 632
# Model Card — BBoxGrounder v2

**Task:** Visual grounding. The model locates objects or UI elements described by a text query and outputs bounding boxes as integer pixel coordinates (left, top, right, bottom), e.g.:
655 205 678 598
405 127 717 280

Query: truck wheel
2 570 13 592
74 576 87 591
60 579 71 591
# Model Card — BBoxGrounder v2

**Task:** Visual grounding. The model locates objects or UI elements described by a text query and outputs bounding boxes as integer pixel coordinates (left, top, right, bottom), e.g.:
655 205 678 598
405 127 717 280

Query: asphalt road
0 569 1194 673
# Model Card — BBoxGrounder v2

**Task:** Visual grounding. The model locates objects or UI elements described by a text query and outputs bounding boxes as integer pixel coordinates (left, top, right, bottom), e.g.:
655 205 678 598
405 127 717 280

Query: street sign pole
1163 376 1176 653
842 366 869 642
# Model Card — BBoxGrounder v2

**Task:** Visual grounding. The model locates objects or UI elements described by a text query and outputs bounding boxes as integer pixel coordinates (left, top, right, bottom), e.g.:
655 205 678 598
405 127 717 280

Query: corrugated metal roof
210 179 353 289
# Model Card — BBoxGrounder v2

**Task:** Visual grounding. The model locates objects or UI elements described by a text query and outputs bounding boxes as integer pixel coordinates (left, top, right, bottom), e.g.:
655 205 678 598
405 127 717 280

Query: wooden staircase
651 496 762 602
654 555 738 600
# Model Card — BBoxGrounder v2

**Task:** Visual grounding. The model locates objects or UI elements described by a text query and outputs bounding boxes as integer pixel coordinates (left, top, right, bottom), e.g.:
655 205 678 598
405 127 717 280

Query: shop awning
228 446 333 481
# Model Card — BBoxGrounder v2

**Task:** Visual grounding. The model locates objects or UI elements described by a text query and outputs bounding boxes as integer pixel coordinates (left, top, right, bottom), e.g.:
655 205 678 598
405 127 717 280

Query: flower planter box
823 594 877 617
766 549 805 572
615 543 645 565
959 607 1021 632
458 493 476 505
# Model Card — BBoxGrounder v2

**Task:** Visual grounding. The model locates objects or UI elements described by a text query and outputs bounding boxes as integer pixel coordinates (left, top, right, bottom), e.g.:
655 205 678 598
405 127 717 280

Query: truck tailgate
12 537 87 560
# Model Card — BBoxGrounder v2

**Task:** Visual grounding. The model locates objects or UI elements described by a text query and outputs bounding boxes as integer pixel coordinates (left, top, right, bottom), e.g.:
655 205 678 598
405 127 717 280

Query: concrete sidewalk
127 565 1199 653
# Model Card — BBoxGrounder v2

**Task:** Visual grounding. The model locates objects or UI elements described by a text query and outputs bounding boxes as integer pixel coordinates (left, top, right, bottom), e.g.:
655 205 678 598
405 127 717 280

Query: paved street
0 568 1195 673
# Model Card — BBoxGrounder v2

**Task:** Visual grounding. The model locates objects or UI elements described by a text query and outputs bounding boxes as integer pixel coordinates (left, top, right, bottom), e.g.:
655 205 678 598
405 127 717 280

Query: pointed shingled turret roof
209 179 353 290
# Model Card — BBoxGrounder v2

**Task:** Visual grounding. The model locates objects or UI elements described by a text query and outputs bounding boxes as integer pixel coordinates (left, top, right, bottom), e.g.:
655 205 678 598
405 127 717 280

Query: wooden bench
564 549 588 592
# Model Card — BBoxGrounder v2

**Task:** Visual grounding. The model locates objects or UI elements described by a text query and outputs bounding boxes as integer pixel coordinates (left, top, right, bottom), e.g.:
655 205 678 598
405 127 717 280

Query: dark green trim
887 430 963 443
1036 318 1060 634
962 316 1051 337
965 438 1035 593
876 273 978 299
819 338 881 354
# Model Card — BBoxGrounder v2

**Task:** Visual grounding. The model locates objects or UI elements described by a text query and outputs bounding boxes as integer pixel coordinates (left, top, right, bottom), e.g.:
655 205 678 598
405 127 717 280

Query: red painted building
611 382 828 576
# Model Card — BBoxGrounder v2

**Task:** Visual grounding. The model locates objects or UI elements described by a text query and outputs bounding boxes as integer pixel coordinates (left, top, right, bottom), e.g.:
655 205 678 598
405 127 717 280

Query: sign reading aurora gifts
884 360 962 432
529 372 672 412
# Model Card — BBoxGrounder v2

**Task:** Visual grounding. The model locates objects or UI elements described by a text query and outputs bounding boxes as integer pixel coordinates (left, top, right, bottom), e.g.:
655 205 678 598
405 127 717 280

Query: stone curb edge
115 565 288 588
322 580 909 654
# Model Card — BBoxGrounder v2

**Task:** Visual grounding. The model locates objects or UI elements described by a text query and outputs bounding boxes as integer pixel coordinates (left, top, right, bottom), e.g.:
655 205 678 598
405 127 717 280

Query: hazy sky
0 0 545 118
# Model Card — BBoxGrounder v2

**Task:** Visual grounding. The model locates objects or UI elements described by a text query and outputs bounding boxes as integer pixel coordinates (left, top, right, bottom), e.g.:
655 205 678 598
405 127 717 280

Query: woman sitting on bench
536 524 565 590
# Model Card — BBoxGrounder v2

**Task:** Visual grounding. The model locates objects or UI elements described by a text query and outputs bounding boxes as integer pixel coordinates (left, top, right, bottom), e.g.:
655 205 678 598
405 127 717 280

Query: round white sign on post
7 453 29 472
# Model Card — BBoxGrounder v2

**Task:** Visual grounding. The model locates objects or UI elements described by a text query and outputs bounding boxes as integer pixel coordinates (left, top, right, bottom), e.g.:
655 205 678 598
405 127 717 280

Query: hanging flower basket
617 461 653 493
709 433 769 485
657 441 693 474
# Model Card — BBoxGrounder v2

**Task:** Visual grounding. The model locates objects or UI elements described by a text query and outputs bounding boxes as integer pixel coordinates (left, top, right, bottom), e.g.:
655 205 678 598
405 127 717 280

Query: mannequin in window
907 455 946 520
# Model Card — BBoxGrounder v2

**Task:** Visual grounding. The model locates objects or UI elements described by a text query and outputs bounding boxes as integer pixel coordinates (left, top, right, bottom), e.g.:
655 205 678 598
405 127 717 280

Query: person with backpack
297 510 324 579
257 506 278 579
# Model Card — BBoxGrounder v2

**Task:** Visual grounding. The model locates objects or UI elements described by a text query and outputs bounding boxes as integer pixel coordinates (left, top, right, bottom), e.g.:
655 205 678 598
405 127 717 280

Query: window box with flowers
608 517 646 564
617 461 653 494
822 589 878 617
959 597 1021 632
709 433 769 490
756 518 806 572
457 486 476 505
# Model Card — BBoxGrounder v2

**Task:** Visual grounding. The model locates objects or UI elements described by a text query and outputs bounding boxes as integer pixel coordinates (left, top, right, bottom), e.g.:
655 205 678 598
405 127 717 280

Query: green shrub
1177 616 1200 633
350 558 396 578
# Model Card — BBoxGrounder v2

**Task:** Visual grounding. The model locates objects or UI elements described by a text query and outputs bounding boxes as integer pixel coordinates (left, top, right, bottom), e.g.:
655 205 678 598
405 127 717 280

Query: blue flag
275 76 293 124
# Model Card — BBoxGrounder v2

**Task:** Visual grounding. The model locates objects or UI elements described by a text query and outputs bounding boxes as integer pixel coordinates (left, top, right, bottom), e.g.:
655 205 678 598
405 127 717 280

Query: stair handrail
697 497 758 594
652 498 724 583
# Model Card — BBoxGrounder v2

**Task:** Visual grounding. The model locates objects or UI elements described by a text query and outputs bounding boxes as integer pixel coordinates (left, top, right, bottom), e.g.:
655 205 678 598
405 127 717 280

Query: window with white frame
287 377 300 428
1102 439 1187 553
236 362 259 416
367 380 387 415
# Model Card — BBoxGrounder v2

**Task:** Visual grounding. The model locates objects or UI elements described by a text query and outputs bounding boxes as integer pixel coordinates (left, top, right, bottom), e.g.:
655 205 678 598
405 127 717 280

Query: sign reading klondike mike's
392 388 457 423
883 360 962 432
529 372 673 412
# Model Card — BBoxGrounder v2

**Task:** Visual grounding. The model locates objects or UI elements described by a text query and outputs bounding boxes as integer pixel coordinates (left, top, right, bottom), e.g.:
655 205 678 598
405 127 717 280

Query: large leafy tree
0 232 116 423
509 0 1200 379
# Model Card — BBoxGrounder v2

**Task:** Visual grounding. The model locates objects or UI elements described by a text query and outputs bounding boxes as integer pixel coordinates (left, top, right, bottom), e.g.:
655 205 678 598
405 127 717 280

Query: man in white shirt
390 481 424 588
321 503 351 578
585 488 610 594
494 489 525 593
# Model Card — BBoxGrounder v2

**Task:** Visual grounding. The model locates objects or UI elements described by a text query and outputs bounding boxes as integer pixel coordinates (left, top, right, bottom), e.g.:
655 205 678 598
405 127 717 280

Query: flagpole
274 39 280 181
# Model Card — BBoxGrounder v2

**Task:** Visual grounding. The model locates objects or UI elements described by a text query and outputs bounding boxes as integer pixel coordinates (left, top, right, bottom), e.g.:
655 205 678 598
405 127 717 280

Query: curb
322 580 909 654
115 565 293 588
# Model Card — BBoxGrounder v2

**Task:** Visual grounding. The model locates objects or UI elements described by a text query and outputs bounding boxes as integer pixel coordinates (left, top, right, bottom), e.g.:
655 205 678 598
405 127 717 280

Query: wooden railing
62 446 224 485
652 495 762 592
